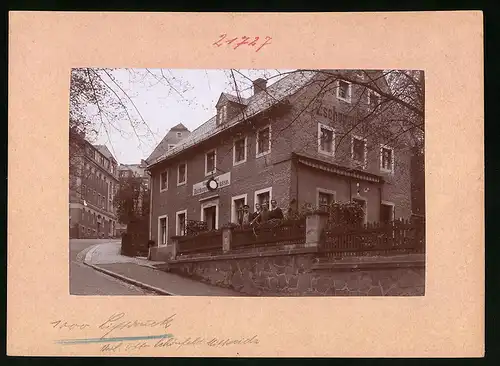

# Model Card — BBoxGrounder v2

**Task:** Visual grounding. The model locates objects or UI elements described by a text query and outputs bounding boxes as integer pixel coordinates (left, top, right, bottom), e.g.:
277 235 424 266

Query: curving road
69 239 156 296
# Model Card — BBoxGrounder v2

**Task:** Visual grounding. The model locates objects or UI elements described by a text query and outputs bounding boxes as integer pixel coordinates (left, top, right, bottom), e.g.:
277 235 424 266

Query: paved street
69 239 157 295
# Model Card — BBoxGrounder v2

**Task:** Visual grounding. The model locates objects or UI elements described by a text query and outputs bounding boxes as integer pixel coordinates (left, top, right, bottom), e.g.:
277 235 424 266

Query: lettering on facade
315 104 357 125
192 172 231 196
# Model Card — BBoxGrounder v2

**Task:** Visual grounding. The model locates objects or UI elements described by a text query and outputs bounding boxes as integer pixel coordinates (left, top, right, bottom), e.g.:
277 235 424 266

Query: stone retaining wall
166 249 425 296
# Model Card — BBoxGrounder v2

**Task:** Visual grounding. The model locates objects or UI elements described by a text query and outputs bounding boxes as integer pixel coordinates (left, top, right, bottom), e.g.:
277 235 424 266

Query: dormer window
215 93 247 127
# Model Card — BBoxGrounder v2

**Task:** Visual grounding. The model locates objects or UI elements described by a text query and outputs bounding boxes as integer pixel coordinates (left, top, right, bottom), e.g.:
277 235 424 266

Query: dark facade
147 70 414 247
116 161 151 236
69 130 119 238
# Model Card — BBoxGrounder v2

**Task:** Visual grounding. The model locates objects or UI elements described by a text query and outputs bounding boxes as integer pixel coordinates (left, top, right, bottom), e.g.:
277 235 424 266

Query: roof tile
149 70 316 166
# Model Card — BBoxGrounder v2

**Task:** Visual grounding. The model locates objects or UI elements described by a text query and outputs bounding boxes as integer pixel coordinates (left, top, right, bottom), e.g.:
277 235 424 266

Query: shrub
186 220 208 236
327 201 364 227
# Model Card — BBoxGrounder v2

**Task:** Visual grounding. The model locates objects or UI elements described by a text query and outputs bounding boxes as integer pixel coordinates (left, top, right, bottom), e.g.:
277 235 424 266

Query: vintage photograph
69 68 425 296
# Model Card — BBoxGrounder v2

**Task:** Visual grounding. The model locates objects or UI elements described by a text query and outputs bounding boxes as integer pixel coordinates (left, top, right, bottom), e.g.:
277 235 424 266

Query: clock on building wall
206 177 219 191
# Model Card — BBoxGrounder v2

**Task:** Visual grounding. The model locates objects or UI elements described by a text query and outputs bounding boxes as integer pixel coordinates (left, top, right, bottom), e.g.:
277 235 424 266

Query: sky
93 69 293 164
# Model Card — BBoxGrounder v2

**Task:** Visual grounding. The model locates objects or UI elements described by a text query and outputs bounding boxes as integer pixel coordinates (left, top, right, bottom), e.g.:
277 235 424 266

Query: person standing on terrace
240 204 251 227
260 201 272 223
269 199 284 220
250 203 262 224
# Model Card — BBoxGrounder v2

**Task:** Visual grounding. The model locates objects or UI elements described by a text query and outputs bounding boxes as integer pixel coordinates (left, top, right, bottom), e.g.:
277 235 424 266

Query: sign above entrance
193 172 231 196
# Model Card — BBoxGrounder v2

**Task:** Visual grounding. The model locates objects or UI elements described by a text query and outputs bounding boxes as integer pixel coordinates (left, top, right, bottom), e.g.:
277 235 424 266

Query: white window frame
160 169 169 192
336 80 352 103
351 135 368 168
168 144 176 150
220 105 228 124
318 122 335 157
367 90 381 109
205 149 217 176
316 188 337 209
255 125 271 158
379 144 395 174
157 215 168 247
254 187 273 207
176 132 182 138
233 136 248 166
380 201 396 222
177 161 187 186
200 199 219 230
231 194 248 223
352 196 368 225
175 209 187 236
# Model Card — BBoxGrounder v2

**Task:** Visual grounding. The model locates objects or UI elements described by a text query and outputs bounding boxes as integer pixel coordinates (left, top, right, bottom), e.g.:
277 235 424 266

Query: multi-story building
69 129 119 238
146 70 415 248
118 160 147 179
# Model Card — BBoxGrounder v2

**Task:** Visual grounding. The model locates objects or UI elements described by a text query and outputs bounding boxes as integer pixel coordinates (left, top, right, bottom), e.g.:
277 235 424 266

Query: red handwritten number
234 36 250 49
248 37 260 46
255 36 272 52
213 34 227 47
213 35 272 52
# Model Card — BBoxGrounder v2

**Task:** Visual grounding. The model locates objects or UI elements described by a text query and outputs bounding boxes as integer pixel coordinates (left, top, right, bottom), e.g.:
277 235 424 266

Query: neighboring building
146 70 414 248
146 123 191 164
69 129 119 238
115 160 150 236
118 160 149 185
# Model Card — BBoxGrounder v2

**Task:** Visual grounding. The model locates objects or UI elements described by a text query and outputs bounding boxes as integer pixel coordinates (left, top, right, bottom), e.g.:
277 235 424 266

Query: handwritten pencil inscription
213 34 272 52
51 312 260 354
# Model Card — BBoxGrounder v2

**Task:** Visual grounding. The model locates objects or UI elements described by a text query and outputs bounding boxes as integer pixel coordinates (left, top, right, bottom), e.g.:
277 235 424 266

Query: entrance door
380 203 394 224
203 206 217 230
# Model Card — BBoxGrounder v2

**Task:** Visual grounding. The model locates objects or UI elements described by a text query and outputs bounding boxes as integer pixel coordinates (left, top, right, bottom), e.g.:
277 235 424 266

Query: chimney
253 78 267 95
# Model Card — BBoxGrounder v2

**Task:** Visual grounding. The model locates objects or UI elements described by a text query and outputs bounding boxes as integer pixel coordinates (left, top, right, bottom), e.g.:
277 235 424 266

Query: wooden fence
173 218 424 258
232 219 306 249
321 219 425 258
176 230 223 255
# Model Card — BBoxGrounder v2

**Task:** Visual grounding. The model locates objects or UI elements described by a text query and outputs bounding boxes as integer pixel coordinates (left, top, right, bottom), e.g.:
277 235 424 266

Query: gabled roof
94 144 117 163
171 123 188 131
148 70 317 167
216 92 249 108
146 124 192 164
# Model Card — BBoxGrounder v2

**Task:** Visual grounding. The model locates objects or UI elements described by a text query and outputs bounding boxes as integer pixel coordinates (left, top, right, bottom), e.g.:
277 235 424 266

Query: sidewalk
83 242 242 296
